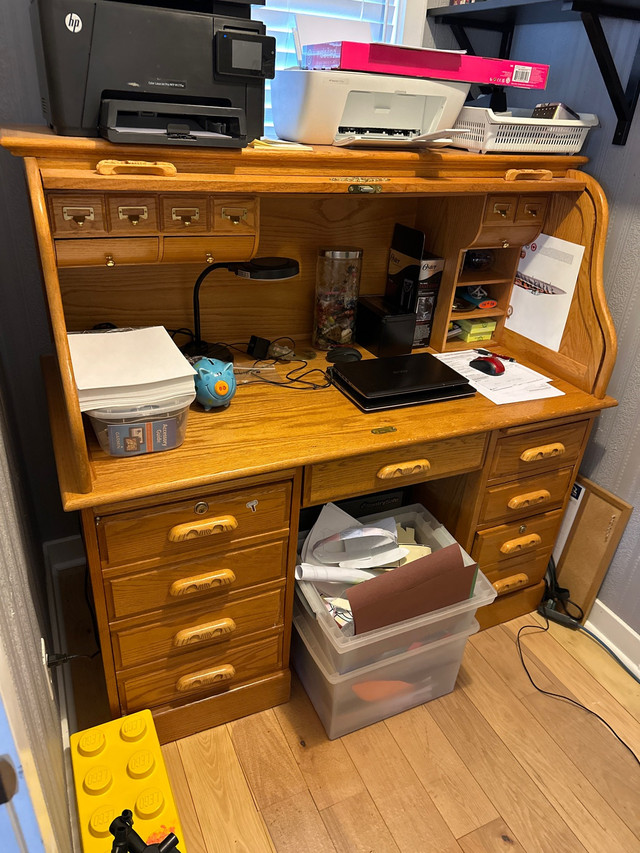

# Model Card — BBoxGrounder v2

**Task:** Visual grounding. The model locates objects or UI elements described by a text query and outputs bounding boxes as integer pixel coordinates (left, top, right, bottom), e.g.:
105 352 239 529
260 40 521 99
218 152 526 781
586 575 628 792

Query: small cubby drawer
111 586 285 669
489 419 590 480
478 467 574 525
161 235 256 263
55 237 159 267
471 509 563 568
104 539 288 620
304 433 487 506
118 633 283 713
96 480 292 568
484 195 518 224
106 195 159 232
515 195 549 224
49 194 107 235
212 197 258 234
160 195 210 232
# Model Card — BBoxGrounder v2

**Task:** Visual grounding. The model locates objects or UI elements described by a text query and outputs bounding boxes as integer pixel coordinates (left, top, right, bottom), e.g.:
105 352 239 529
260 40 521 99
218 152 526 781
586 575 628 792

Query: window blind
253 0 401 136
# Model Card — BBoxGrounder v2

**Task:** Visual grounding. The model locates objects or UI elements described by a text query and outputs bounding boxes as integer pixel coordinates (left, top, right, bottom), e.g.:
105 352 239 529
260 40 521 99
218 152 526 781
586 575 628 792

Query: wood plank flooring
162 614 640 853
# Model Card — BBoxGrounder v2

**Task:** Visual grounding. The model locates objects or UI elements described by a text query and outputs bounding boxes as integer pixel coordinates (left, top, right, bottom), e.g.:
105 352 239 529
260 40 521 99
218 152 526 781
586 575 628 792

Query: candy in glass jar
313 248 363 349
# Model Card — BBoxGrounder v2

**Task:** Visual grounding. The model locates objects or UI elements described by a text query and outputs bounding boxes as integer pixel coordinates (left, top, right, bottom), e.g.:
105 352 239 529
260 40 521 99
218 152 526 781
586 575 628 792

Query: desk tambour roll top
1 130 617 741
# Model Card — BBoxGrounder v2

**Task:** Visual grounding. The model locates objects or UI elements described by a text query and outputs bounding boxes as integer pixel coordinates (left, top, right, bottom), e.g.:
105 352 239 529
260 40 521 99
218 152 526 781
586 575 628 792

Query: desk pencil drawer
49 194 107 235
484 195 518 224
112 587 285 669
304 433 487 506
161 235 256 264
479 467 573 525
55 237 160 267
118 634 283 713
489 420 590 480
472 509 563 568
160 195 209 232
104 539 288 620
484 550 551 596
96 481 291 568
107 195 158 232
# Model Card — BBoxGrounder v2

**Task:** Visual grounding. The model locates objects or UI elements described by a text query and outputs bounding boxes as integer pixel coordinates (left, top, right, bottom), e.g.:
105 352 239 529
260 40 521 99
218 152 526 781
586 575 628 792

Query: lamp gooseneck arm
192 262 230 351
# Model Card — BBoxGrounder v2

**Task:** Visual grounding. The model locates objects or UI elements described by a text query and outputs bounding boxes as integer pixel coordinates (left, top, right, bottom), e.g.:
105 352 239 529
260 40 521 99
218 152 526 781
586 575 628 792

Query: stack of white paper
67 327 196 412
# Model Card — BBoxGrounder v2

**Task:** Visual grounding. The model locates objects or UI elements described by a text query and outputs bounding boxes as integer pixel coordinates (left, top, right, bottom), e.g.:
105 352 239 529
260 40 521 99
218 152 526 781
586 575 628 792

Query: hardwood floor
161 612 640 853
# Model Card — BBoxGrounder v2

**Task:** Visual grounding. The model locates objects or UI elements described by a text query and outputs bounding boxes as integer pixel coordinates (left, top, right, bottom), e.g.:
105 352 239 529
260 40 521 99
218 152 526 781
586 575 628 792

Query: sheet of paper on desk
505 234 585 352
434 351 564 405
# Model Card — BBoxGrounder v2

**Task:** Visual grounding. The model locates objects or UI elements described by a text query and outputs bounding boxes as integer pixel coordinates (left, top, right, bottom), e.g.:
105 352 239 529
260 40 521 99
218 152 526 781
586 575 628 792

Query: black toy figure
109 809 181 853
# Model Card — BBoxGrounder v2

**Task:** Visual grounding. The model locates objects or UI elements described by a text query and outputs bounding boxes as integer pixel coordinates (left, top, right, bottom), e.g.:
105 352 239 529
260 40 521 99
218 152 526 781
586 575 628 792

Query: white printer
271 67 470 147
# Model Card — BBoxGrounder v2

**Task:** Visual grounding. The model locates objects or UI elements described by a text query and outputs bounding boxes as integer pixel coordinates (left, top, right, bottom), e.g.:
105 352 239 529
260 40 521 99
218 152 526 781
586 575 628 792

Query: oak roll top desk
1 128 617 742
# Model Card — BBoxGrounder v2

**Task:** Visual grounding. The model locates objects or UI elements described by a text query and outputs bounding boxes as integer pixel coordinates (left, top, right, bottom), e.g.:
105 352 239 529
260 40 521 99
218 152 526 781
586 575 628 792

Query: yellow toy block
70 710 187 852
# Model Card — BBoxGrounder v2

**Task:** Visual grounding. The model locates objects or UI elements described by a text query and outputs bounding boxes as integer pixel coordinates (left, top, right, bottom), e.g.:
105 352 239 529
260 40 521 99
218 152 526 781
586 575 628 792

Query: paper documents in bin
346 543 477 635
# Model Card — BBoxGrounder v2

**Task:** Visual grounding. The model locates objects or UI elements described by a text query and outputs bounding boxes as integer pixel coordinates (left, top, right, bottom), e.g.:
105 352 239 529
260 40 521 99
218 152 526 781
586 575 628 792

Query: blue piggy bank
193 358 236 411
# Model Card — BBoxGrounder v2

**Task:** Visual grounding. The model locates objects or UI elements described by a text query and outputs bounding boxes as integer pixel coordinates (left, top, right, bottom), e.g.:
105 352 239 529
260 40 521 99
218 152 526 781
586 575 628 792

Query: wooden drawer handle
508 489 551 510
96 158 177 176
493 573 530 595
504 168 553 182
520 443 566 463
377 459 431 480
169 569 236 597
173 618 236 647
168 515 238 542
176 665 235 693
500 534 542 555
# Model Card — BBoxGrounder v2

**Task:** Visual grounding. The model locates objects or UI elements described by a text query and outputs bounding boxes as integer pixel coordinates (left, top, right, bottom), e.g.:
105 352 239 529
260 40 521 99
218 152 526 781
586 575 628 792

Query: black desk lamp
183 256 300 362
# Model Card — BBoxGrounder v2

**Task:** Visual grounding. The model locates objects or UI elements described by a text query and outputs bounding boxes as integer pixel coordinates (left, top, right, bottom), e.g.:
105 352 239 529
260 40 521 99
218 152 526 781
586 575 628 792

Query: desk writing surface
45 349 616 512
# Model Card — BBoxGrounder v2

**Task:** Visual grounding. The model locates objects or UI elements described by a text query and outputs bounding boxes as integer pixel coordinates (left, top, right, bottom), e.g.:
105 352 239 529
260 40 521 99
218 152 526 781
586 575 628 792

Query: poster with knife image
385 224 443 347
505 234 585 351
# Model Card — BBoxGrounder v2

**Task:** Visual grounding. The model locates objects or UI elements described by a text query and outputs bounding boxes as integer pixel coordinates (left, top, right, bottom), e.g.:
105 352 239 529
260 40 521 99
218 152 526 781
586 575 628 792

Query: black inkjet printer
30 0 276 147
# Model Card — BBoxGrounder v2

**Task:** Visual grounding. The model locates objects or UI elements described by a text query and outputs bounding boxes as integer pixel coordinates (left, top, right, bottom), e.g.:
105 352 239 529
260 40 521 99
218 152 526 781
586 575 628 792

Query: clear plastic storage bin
449 106 599 155
292 611 479 739
296 504 495 674
86 393 195 457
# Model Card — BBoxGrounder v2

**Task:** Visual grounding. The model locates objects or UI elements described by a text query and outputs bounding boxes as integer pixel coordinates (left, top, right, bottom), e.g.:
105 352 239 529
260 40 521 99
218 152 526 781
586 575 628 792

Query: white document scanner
271 67 470 147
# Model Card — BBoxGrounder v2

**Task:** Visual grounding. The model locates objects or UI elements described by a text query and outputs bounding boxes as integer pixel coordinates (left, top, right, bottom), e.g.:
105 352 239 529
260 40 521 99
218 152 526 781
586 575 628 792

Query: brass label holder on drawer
62 206 94 226
118 206 148 225
221 207 247 225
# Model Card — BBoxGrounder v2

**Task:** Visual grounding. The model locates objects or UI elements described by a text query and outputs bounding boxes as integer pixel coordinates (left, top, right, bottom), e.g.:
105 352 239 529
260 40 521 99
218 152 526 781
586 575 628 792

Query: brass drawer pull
169 569 236 597
176 664 235 693
62 206 94 226
173 618 236 647
520 443 566 463
493 573 529 594
105 255 116 268
508 489 551 510
168 515 238 542
524 205 539 217
221 207 248 225
493 203 511 218
172 207 199 226
500 534 541 555
376 459 431 480
118 206 148 225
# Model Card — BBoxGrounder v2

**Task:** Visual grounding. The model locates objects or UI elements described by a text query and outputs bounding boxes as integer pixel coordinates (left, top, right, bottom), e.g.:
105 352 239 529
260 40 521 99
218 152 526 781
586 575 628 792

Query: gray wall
427 9 640 634
0 0 79 545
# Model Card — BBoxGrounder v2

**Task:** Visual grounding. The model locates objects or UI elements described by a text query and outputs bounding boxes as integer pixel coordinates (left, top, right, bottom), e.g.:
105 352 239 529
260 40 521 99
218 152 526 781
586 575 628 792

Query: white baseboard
585 599 640 678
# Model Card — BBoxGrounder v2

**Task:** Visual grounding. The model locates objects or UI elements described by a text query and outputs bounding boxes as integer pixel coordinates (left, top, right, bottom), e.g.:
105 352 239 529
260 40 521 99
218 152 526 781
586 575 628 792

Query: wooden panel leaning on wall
0 128 618 737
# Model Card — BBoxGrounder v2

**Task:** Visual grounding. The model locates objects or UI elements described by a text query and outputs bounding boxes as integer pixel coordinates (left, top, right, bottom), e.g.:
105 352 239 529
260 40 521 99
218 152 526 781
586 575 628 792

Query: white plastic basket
449 106 599 155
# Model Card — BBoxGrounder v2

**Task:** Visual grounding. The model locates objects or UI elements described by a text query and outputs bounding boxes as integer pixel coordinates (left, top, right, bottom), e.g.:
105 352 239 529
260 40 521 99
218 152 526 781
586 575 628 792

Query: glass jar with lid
313 247 363 350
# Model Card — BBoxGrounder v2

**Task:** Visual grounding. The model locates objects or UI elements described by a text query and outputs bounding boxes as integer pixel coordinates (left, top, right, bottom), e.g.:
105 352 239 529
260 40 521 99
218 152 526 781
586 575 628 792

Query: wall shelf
428 0 640 145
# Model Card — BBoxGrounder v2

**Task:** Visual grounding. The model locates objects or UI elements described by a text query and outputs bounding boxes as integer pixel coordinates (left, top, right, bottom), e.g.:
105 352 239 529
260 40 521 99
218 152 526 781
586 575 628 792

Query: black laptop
329 353 475 412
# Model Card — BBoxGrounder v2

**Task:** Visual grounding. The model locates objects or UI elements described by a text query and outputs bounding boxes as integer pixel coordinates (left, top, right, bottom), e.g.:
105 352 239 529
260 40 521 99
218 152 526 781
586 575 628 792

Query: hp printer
31 0 276 147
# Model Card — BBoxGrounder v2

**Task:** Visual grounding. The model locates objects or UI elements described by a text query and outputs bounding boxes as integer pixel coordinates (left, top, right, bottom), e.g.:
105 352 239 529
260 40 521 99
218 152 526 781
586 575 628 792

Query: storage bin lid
85 392 195 421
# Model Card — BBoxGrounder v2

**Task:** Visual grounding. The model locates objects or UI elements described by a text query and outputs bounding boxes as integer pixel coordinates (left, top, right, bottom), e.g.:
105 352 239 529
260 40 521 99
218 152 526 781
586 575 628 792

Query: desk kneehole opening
176 664 236 693
173 618 237 648
376 459 431 480
169 569 237 598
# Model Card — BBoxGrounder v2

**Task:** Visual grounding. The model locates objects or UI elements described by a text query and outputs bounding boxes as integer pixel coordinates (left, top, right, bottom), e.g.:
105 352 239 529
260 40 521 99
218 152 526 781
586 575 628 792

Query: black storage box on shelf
355 295 415 357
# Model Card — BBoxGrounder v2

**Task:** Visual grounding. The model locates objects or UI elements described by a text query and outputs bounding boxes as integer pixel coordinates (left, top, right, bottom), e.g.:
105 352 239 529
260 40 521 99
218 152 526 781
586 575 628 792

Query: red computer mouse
469 355 505 376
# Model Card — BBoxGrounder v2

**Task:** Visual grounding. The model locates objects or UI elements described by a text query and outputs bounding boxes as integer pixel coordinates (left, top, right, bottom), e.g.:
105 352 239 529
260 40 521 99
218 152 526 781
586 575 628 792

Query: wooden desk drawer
104 539 288 620
118 634 283 713
112 587 284 669
161 235 255 264
56 237 159 267
472 509 563 568
479 467 573 525
484 195 518 224
304 433 486 506
49 194 107 235
107 195 158 232
96 481 291 568
160 195 209 232
484 550 551 596
515 195 549 224
212 197 257 235
489 420 590 480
